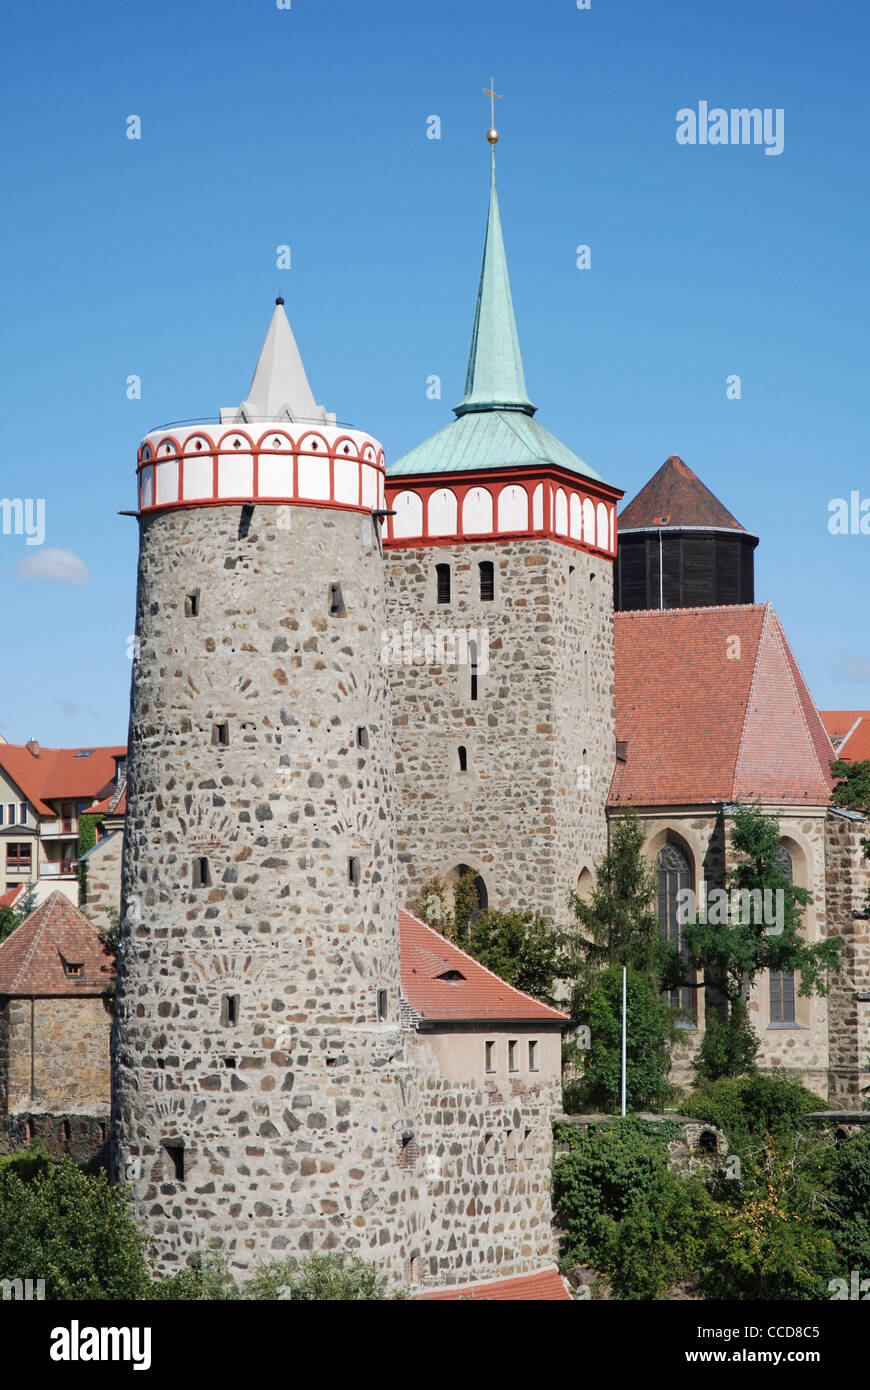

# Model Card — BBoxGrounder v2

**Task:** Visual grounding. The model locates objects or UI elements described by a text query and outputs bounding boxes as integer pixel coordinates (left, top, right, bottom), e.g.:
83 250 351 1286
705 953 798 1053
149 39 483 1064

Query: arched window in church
656 842 695 1018
770 847 796 1023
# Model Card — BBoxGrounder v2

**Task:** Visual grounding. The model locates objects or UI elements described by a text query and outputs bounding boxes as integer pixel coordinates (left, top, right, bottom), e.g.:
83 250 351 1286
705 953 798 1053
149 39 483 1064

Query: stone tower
112 300 413 1275
383 140 623 922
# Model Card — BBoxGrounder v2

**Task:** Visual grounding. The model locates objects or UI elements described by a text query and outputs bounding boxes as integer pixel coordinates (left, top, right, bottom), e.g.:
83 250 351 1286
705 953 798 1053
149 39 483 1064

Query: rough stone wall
113 502 417 1275
384 540 615 923
2 997 110 1112
826 811 870 1106
0 1111 109 1169
405 1031 560 1290
80 831 124 937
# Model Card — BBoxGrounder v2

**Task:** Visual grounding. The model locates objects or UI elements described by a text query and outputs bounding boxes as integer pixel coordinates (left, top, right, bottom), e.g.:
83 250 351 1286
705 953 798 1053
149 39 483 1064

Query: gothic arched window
770 847 796 1023
656 843 695 1017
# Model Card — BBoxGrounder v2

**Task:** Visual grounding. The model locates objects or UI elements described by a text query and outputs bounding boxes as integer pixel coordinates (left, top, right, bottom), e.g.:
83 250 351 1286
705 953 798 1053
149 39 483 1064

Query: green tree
569 810 674 992
568 966 677 1113
683 805 840 1080
0 1147 150 1300
0 881 37 945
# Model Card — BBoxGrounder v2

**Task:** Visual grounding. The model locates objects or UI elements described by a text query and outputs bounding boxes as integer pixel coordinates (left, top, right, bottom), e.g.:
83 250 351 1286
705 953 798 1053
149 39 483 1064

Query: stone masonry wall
826 810 870 1106
3 996 110 1112
114 502 415 1276
384 539 614 925
80 831 124 938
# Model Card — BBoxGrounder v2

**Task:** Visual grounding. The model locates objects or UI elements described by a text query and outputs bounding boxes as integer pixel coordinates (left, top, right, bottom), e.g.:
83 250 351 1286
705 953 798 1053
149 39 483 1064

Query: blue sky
0 0 868 746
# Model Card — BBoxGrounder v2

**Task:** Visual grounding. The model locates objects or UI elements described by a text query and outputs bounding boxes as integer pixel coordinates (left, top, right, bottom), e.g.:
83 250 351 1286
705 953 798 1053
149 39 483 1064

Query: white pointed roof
220 298 335 425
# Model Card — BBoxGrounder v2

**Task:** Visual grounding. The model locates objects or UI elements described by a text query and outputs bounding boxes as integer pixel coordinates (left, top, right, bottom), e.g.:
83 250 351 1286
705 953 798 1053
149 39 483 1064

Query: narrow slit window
193 857 210 888
485 1040 495 1073
185 592 199 617
436 563 451 605
356 726 369 749
213 722 229 747
508 1039 518 1072
377 988 388 1021
348 856 361 887
528 1040 539 1072
469 640 478 702
328 582 346 617
163 1143 185 1183
458 745 468 772
221 993 240 1027
479 560 494 602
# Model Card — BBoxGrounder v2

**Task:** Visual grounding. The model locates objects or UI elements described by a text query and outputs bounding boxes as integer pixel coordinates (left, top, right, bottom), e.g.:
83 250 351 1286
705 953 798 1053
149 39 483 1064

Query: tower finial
483 76 501 144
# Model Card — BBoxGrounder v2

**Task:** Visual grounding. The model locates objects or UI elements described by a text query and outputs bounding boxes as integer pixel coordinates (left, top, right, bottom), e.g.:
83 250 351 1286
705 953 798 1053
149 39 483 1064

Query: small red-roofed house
0 891 112 1166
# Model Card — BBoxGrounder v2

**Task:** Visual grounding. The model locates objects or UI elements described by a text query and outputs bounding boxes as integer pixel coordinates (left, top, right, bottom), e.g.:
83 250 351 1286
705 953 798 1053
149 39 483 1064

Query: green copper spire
454 147 536 417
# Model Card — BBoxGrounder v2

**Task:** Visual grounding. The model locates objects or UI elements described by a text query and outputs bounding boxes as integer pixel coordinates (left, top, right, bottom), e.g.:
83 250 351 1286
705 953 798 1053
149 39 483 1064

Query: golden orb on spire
483 78 501 145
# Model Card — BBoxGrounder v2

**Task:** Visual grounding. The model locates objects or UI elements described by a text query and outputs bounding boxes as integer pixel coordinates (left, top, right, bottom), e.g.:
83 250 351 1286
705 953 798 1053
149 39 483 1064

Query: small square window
213 722 229 747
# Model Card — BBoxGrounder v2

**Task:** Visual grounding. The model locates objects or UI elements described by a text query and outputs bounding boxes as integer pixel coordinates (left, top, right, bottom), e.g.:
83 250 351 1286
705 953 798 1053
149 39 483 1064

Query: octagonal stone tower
112 300 413 1274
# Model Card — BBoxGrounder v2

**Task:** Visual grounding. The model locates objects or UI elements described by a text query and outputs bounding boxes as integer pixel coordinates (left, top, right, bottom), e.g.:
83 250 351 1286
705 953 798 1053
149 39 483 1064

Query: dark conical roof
619 456 747 532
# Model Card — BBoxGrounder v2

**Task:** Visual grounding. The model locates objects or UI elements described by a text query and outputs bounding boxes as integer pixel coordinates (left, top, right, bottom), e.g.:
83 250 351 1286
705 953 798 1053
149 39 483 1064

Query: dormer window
436 969 465 983
61 957 83 978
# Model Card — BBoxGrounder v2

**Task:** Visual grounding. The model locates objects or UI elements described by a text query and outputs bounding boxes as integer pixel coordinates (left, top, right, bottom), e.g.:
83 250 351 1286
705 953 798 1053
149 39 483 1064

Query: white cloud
832 655 870 684
15 548 92 586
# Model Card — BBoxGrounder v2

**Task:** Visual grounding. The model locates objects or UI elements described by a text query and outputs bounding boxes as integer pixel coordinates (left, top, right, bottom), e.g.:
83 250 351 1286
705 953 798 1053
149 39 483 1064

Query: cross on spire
484 77 501 143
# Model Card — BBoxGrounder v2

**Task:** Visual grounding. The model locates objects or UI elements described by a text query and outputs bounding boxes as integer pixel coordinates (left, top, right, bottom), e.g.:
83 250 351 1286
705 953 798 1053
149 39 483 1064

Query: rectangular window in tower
469 641 478 702
221 993 240 1026
436 563 451 604
528 1040 539 1072
479 560 494 602
485 1040 495 1073
377 989 388 1021
192 857 210 888
508 1039 518 1072
212 722 229 747
356 726 369 749
348 856 361 887
458 745 468 772
185 591 200 617
162 1142 185 1183
328 582 346 617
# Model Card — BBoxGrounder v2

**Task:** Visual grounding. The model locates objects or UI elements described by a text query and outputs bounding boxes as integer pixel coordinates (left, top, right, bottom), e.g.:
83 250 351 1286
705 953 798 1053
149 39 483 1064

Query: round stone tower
112 300 412 1275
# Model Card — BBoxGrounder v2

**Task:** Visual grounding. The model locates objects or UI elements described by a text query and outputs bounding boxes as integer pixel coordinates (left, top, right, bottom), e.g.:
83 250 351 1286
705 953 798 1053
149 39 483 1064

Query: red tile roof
609 604 835 807
619 455 748 533
0 886 25 912
0 744 125 816
0 891 113 997
820 711 870 762
85 787 127 818
422 1267 572 1300
399 909 568 1023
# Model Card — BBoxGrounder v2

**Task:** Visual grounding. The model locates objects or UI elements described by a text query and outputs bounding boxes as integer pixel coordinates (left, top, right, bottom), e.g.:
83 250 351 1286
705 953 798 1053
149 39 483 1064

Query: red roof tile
399 909 567 1023
609 604 835 807
619 455 748 533
820 711 870 762
422 1267 572 1300
0 744 125 816
0 891 113 997
0 886 25 911
85 787 127 817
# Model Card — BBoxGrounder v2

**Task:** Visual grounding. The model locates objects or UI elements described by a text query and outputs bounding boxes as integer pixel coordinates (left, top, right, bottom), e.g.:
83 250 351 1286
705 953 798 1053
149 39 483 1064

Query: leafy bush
553 1116 679 1269
828 1130 870 1273
0 1148 150 1300
149 1250 397 1300
682 1072 826 1159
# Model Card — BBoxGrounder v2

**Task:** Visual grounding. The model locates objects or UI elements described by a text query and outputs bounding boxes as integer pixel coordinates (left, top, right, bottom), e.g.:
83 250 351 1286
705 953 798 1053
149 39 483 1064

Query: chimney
25 738 40 758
